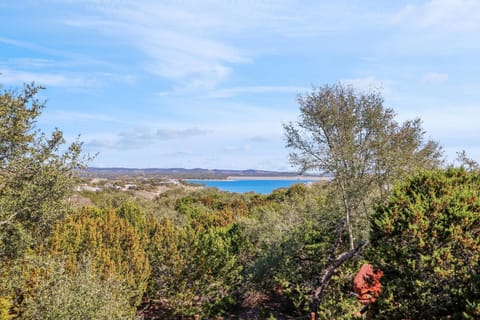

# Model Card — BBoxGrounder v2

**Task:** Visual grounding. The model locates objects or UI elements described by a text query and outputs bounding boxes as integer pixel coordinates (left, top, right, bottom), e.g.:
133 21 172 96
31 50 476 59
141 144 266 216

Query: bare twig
0 211 19 226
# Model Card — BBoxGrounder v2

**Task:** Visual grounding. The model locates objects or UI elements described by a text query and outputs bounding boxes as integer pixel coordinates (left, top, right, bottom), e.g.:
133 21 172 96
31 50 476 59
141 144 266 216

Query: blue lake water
185 179 315 194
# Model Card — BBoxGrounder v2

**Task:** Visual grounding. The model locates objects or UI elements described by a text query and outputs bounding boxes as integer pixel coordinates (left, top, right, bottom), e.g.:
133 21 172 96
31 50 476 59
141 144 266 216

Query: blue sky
1 0 479 171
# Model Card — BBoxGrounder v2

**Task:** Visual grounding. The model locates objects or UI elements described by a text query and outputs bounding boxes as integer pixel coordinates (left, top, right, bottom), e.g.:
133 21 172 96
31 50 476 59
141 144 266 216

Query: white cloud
422 72 448 84
382 0 480 55
0 64 136 88
394 0 480 32
0 67 97 88
64 2 252 90
87 126 211 150
62 1 387 92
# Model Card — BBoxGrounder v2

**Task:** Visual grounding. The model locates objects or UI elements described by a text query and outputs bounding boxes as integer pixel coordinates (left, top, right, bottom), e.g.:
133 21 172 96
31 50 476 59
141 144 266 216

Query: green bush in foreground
47 208 151 307
21 255 137 320
369 168 480 319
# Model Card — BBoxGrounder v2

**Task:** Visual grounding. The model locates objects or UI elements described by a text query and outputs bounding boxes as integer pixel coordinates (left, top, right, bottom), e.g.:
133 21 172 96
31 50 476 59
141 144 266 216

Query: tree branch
0 211 19 226
313 240 369 303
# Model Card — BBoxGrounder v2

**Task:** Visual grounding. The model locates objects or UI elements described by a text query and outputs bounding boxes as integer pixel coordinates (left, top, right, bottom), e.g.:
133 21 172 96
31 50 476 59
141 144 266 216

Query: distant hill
80 167 319 179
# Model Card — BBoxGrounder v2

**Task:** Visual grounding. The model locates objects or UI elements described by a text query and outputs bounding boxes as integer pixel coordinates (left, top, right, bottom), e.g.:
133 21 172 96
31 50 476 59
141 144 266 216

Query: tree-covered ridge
1 83 478 319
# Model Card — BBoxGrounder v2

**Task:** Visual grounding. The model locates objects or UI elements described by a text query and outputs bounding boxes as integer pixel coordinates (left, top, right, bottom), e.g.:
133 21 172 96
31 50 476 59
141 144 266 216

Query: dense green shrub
21 255 137 320
0 295 13 320
369 168 480 319
117 200 147 231
146 217 246 317
174 189 254 231
46 208 150 307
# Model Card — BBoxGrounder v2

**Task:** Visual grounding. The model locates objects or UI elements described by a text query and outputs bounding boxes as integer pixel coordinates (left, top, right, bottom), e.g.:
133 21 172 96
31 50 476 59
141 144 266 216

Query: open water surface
185 179 315 194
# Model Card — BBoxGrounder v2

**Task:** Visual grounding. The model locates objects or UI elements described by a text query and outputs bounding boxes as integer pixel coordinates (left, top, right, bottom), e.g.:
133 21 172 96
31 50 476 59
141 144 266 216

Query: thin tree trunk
345 206 354 251
340 186 355 251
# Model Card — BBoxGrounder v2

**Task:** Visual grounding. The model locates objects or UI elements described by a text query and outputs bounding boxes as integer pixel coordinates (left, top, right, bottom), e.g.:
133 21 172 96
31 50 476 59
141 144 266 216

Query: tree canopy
0 83 85 258
284 83 444 249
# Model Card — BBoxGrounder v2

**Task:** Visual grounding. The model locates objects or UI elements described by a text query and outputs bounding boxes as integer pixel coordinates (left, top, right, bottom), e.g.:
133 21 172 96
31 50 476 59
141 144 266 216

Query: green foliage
146 207 247 317
174 189 253 231
248 220 363 319
46 207 150 307
188 224 245 315
314 263 364 320
369 168 480 319
241 183 364 318
80 189 132 209
266 183 310 202
0 83 90 319
0 83 85 259
254 221 335 313
117 200 147 231
0 296 12 320
241 183 326 251
142 188 285 317
20 255 137 320
284 83 443 249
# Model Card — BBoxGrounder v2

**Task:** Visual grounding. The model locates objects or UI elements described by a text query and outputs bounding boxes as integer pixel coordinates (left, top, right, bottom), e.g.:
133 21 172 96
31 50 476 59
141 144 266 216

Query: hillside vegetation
0 83 478 319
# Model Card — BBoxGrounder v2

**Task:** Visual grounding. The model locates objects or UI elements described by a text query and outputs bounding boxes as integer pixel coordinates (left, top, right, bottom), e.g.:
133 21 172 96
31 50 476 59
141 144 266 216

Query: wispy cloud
422 72 448 84
87 126 210 150
0 67 98 88
389 0 480 54
0 35 135 89
63 2 251 90
394 0 480 32
0 66 135 88
62 1 385 92
0 36 110 67
0 36 65 57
